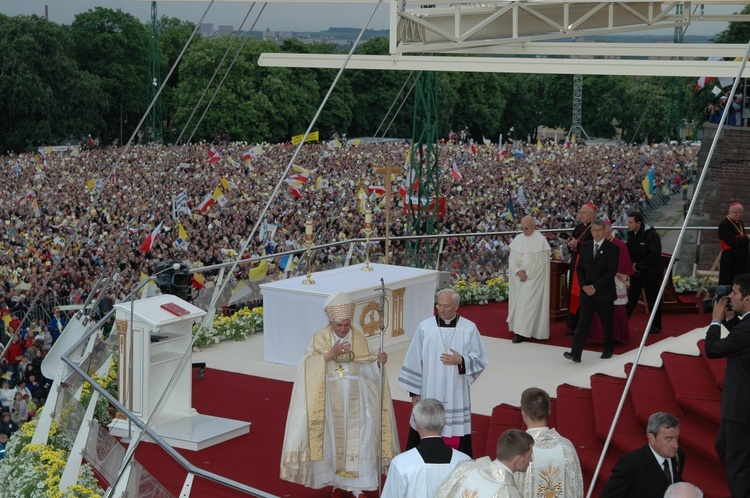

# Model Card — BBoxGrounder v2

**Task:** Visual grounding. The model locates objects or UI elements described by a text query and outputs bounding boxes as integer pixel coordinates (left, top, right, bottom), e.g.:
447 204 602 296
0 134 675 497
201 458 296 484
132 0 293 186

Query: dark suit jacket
415 436 455 464
576 238 619 303
705 317 750 424
600 444 685 498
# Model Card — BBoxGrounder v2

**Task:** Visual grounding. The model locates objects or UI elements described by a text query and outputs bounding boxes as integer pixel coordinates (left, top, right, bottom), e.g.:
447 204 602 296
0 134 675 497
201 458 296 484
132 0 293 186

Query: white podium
110 295 249 450
260 263 439 366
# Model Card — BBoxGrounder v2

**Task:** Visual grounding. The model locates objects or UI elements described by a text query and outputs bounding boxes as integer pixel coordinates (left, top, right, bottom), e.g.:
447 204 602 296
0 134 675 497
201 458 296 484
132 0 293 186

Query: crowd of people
0 139 694 319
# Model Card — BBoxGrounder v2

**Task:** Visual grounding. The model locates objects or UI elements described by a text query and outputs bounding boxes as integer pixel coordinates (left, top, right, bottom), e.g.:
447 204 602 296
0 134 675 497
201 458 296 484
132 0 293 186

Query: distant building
200 23 213 36
218 25 234 35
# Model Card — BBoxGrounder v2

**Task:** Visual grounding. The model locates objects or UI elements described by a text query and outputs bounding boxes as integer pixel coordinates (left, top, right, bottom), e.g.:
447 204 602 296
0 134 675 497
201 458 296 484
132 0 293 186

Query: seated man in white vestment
279 292 400 498
436 429 535 498
508 216 551 343
515 388 584 498
382 398 471 497
398 288 488 457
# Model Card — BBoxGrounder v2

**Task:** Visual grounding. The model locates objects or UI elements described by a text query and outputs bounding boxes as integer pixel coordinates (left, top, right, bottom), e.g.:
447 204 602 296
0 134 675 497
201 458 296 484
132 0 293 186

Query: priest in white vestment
507 216 551 343
382 398 470 498
398 288 488 457
515 388 584 498
280 293 400 498
436 429 535 498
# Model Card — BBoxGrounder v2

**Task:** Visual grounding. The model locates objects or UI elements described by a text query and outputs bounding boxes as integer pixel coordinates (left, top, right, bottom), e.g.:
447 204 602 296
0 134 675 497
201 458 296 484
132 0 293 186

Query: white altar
260 263 439 365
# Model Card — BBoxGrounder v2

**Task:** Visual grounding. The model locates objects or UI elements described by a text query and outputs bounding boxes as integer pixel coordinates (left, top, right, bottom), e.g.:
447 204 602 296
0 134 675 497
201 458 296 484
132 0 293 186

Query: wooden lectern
550 260 569 322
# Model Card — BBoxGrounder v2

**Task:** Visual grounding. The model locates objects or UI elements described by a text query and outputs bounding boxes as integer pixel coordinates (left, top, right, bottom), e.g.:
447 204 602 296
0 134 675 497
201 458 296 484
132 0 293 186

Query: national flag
284 177 303 188
213 186 228 207
173 223 189 251
694 57 723 92
316 177 330 190
31 199 40 218
482 136 491 146
229 281 252 305
507 195 515 223
451 161 463 181
293 165 311 175
367 186 386 197
512 150 525 158
139 220 164 253
196 192 216 214
220 177 237 191
139 272 158 298
642 166 655 199
405 167 420 192
172 190 190 219
207 147 221 164
470 143 477 154
537 138 543 149
17 191 33 205
289 185 303 199
248 259 268 282
290 173 309 183
86 179 96 190
498 145 508 160
517 185 527 206
110 168 117 185
192 273 206 290
398 184 407 197
358 186 366 213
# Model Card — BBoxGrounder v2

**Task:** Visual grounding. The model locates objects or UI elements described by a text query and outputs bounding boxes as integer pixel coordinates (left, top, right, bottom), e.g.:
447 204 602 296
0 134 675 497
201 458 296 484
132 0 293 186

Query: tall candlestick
305 219 313 236
365 209 372 225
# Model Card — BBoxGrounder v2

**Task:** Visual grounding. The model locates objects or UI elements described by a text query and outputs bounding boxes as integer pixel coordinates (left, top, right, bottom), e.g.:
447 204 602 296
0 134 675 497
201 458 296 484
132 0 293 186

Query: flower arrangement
79 363 119 428
193 306 264 350
454 278 509 305
0 417 103 497
672 275 702 294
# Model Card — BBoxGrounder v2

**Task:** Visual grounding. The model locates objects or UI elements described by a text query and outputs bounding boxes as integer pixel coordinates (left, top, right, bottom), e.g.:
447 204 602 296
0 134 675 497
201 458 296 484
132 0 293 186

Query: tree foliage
0 12 731 151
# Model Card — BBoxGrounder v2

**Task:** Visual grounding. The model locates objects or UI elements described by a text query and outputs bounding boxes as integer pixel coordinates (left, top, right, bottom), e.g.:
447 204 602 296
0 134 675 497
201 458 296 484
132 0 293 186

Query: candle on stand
365 208 372 227
305 218 313 240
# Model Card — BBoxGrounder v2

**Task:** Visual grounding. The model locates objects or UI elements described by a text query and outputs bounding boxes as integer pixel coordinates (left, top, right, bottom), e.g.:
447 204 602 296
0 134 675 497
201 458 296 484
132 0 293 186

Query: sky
0 1 736 37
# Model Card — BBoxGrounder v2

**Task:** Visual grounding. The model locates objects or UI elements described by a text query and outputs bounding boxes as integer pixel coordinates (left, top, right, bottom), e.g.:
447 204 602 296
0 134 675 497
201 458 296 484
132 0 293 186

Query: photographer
704 273 750 498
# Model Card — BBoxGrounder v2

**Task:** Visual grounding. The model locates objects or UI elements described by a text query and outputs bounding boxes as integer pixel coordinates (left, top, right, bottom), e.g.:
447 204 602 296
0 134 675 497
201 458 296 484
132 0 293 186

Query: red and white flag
451 161 462 181
196 192 215 214
207 147 222 164
289 185 303 199
405 168 420 192
470 143 477 154
367 185 386 196
139 220 164 253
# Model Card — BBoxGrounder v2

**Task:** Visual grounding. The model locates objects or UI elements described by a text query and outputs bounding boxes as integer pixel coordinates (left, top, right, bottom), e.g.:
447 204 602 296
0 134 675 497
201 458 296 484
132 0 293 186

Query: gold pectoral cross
335 364 347 378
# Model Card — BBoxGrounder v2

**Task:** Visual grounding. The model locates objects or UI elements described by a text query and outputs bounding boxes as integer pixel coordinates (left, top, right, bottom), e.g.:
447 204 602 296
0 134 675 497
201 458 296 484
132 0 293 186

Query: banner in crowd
291 131 319 145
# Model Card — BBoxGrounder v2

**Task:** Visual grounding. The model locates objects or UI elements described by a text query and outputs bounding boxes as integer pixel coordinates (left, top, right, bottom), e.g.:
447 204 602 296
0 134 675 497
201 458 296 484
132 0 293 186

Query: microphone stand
375 278 389 496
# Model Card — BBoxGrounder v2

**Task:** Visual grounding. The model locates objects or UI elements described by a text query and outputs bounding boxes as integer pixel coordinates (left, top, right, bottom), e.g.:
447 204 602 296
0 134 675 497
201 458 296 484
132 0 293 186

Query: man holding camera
705 273 750 498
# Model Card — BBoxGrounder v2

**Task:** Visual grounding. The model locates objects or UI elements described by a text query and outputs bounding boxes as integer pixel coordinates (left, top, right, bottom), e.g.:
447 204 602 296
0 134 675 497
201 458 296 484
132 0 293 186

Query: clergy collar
435 314 459 327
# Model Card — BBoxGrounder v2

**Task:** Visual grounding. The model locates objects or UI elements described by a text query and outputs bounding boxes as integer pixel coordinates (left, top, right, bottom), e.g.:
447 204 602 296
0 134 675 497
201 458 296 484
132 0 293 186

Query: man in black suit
705 272 750 498
600 412 685 498
564 219 619 363
382 398 470 497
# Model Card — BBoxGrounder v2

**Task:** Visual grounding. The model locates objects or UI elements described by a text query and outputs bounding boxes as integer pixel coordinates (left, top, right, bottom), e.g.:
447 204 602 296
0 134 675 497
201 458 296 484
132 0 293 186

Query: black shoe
512 334 525 344
601 350 613 359
649 326 661 335
563 352 581 363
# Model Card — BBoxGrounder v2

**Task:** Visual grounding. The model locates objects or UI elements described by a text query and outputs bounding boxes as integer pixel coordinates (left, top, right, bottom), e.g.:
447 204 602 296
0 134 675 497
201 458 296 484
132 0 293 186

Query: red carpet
130 293 721 497
462 292 706 353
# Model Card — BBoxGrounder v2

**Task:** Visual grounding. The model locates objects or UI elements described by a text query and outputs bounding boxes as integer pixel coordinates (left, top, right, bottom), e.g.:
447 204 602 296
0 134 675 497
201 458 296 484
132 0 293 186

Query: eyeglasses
435 304 454 309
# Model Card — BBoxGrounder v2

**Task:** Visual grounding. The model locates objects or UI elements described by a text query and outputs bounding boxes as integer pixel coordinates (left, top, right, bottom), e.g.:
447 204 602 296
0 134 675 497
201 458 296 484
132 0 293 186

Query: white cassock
436 457 523 498
381 446 471 498
515 427 584 498
398 316 488 437
507 230 551 339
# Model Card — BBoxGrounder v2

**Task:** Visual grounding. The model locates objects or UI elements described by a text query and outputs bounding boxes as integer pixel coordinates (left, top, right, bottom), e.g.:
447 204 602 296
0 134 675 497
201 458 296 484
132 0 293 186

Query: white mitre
324 292 356 322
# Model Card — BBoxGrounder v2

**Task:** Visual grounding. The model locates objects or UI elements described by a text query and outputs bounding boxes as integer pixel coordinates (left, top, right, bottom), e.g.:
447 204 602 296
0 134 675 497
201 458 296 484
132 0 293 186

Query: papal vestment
398 316 488 438
507 230 551 340
515 427 584 498
280 325 399 491
436 457 523 498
